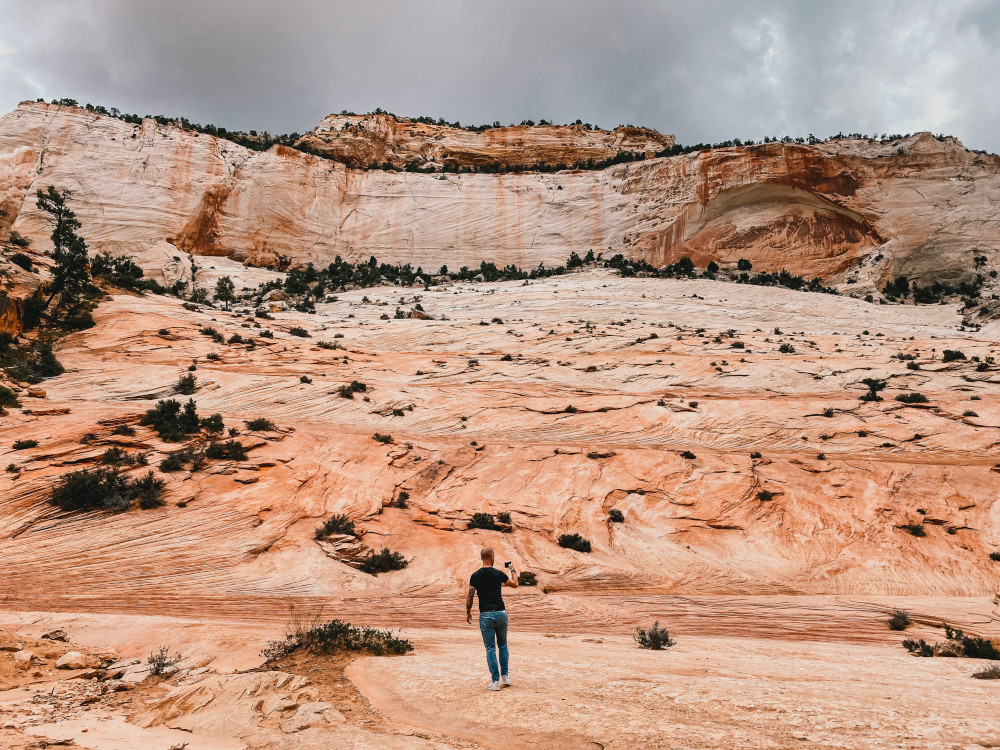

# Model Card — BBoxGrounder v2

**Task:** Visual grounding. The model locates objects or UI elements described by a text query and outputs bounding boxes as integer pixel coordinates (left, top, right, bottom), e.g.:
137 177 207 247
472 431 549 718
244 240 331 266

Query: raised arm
465 585 475 624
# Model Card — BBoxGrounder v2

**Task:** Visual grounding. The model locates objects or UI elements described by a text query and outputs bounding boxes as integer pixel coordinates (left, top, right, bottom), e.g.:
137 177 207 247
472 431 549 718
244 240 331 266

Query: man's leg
495 612 509 679
478 613 500 683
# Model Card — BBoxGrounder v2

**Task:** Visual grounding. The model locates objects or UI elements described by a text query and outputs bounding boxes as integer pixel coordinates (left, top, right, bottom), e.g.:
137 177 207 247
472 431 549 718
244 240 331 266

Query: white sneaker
499 674 511 687
487 681 501 691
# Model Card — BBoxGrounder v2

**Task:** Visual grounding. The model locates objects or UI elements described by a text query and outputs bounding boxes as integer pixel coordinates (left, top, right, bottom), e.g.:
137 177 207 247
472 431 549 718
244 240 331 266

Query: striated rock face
296 112 676 169
1 102 999 289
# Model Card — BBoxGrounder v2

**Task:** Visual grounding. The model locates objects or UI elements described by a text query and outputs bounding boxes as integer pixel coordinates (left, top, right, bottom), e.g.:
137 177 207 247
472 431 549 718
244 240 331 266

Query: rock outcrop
1 101 999 290
296 112 676 169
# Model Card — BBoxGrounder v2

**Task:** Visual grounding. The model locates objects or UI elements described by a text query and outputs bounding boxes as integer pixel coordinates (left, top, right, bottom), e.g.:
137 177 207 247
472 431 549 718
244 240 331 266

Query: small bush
200 413 225 434
750 451 762 459
300 375 312 384
289 327 310 338
496 511 511 524
822 407 834 418
147 646 182 676
112 424 136 436
269 619 413 658
133 471 166 508
635 622 675 650
0 386 20 408
518 571 537 586
558 533 592 553
245 417 276 431
49 467 135 512
608 509 625 523
140 398 201 442
359 548 409 575
900 523 926 537
373 433 393 444
896 392 929 404
680 450 696 459
6 463 21 474
315 514 357 539
989 552 1000 562
468 512 497 530
942 350 966 362
12 439 38 450
393 490 409 509
972 664 1000 680
888 610 912 631
757 490 775 501
205 440 247 461
903 638 934 657
10 252 33 271
227 333 245 345
945 626 1000 660
101 446 135 465
779 343 795 354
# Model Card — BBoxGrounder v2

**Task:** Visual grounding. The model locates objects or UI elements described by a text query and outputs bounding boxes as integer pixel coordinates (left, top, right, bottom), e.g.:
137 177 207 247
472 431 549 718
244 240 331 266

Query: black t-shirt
470 566 508 613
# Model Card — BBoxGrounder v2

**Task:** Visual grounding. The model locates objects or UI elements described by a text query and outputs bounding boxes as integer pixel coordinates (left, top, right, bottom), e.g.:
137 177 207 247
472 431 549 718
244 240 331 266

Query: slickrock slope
2 270 1000 624
1 102 999 289
296 112 676 168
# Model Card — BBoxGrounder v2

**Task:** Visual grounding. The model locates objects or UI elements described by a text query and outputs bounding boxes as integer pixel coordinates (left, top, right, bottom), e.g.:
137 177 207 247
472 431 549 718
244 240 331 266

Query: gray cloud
0 0 997 151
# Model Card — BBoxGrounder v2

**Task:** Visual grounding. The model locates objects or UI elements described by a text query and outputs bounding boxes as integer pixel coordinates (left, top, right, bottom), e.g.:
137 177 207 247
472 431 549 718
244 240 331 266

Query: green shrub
945 626 1000 660
289 327 310 338
244 417 276 431
558 533 592 552
903 638 933 657
750 451 762 459
359 548 409 575
300 375 312 384
942 350 966 362
205 440 247 461
147 646 182 676
12 439 38 450
49 467 134 512
896 392 929 404
140 399 200 441
778 343 795 353
200 413 224 434
393 490 409 509
176 373 196 394
315 514 357 539
112 424 136 436
283 619 413 656
888 610 912 631
757 490 775 501
10 251 33 271
680 450 696 459
989 552 1000 562
496 511 511 524
468 512 497 530
373 433 393 444
517 571 537 586
0 386 20 408
972 664 1000 679
133 470 166 508
608 509 625 523
635 622 675 650
900 523 926 537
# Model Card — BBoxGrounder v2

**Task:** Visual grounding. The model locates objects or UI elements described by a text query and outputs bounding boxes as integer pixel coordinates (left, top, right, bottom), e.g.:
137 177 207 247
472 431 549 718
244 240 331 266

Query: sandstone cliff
1 101 998 290
296 112 676 169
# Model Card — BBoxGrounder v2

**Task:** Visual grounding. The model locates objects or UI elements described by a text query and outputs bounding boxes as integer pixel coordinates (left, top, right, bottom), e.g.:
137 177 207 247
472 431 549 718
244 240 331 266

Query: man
466 546 518 691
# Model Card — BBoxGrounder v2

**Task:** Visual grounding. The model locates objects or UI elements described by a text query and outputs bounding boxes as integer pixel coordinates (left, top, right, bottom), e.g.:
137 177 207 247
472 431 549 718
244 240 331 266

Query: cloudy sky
1 0 997 151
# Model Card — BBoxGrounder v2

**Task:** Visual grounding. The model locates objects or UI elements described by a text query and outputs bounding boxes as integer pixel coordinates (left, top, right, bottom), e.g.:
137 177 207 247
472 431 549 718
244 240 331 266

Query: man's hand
465 585 475 624
466 610 472 624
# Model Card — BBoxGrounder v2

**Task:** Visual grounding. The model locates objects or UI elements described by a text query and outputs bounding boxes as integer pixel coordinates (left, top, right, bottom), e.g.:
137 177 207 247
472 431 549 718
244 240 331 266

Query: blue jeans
479 610 509 682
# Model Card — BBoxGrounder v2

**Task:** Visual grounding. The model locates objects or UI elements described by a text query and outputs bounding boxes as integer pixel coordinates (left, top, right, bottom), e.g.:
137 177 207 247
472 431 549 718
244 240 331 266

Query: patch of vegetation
176 373 197 395
757 490 775 501
558 533 592 553
244 417 276 431
393 490 409 509
888 610 912 631
895 392 929 404
204 440 248 461
359 548 409 575
49 466 159 513
288 327 310 338
634 622 676 650
972 664 1000 680
147 646 182 676
899 523 926 537
372 432 393 444
315 514 357 539
468 512 498 530
680 450 696 459
608 509 625 523
989 552 1000 562
12 439 38 450
517 571 537 586
942 350 967 362
903 638 934 657
859 378 887 402
0 386 21 408
139 398 201 441
263 618 413 661
112 424 136 436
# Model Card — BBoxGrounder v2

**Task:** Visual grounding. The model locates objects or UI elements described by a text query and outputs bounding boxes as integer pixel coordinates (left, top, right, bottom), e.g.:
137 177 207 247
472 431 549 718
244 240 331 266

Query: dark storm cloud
1 0 998 151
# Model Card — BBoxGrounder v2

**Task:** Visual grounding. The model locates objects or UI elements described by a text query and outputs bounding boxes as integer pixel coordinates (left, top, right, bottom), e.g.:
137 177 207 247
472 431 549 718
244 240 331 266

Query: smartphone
504 561 512 568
